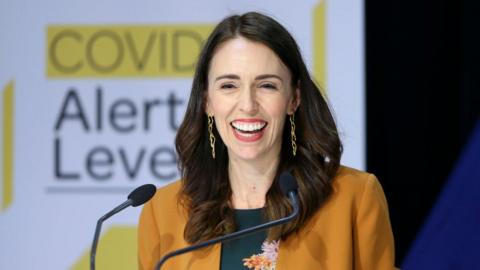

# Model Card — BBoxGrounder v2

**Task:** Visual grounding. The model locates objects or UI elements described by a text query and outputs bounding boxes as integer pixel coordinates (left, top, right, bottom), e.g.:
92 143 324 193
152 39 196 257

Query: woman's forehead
208 37 291 81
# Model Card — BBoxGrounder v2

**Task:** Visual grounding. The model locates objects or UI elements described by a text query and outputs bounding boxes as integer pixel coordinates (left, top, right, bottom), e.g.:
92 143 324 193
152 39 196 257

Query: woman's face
206 37 299 162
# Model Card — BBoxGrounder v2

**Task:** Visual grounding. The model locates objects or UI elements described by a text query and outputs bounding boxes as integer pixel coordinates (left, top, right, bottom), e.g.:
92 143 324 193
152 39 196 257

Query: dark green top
220 208 267 270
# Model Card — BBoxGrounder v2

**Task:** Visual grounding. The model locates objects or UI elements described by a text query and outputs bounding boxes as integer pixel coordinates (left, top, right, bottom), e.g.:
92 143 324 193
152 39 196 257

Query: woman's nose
238 87 259 114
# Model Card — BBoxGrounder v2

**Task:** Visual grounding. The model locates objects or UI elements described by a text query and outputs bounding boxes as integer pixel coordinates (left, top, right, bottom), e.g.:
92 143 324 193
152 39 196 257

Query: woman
138 12 395 270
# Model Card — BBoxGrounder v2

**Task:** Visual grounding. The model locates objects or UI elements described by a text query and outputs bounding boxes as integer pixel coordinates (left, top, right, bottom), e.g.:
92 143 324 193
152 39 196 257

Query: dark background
365 0 480 266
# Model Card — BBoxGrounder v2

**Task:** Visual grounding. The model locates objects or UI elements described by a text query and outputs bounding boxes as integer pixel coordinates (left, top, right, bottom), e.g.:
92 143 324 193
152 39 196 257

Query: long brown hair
175 12 342 244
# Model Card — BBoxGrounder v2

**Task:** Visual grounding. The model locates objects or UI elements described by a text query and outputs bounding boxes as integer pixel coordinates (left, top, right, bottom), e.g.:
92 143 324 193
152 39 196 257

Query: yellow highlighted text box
47 25 213 78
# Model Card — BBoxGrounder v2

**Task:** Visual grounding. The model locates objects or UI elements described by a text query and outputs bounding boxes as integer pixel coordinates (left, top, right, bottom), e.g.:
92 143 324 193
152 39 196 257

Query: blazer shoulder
149 179 183 207
331 165 381 200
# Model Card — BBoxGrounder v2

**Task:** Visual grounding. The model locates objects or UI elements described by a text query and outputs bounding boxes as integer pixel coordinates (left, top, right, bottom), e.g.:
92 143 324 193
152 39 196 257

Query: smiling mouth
230 120 268 134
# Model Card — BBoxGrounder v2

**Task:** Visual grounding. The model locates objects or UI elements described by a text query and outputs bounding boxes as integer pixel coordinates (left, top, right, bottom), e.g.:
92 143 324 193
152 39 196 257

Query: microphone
90 184 156 270
154 172 299 270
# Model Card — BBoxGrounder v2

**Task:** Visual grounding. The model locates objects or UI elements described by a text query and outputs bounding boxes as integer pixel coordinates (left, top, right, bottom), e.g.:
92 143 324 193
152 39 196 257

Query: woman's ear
205 102 211 115
289 87 301 114
204 90 212 115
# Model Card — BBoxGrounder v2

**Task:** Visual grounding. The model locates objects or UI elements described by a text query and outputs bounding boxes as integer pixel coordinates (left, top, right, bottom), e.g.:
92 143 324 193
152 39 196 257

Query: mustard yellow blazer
138 166 396 270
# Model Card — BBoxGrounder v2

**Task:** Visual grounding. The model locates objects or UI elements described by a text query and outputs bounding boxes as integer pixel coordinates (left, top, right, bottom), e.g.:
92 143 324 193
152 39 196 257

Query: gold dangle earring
290 114 297 157
208 114 216 159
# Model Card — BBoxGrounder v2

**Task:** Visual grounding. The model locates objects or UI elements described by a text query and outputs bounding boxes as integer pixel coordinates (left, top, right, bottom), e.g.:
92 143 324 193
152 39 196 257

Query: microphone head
279 172 298 196
128 184 157 207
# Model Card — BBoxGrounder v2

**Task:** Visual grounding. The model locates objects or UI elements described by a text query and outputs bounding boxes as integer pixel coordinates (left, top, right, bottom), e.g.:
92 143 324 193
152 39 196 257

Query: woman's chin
228 148 265 162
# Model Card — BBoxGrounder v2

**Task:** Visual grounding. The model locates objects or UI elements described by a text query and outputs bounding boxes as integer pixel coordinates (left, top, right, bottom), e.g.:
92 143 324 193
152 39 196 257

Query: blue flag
402 119 480 269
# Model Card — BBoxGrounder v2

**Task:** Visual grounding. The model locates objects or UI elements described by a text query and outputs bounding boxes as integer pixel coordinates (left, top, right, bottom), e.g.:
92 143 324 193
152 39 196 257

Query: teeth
232 121 266 132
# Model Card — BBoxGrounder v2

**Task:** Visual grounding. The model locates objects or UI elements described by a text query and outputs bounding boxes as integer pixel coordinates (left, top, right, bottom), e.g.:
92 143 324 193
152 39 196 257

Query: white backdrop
0 0 364 269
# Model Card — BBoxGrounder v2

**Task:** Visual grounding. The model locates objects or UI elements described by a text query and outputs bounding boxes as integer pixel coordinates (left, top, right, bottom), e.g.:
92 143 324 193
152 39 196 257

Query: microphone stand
89 183 156 270
155 191 299 270
91 199 133 270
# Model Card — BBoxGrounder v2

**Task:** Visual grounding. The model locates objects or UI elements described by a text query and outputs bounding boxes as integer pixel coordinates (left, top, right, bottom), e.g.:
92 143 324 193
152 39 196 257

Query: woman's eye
220 83 236 89
260 83 277 90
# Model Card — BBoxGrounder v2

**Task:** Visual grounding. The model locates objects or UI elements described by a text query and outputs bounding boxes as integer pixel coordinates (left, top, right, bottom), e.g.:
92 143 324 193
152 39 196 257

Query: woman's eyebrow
214 74 283 82
255 74 283 82
215 74 240 81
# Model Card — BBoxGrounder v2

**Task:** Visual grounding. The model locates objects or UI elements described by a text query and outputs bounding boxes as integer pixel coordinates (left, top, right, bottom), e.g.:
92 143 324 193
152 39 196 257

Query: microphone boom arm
91 199 133 270
155 191 299 270
89 183 156 270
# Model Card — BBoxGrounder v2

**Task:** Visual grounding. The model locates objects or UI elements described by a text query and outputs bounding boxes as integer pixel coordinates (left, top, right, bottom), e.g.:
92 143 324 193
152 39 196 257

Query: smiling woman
138 12 396 270
206 37 299 165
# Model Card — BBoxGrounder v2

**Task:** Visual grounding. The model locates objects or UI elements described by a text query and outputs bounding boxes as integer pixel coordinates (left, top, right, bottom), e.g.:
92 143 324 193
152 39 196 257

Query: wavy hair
175 12 342 244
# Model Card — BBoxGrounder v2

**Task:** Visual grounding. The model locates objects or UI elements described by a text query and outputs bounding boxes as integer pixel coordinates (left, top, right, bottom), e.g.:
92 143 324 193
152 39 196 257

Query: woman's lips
230 119 267 142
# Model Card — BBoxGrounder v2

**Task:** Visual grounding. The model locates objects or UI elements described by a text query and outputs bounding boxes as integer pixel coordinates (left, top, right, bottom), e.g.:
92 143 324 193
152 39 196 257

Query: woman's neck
228 154 280 209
